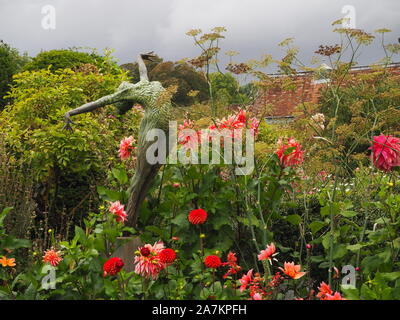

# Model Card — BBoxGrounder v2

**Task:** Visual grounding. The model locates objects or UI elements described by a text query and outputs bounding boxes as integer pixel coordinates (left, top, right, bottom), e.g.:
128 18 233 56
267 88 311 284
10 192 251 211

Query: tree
209 72 250 105
0 40 29 109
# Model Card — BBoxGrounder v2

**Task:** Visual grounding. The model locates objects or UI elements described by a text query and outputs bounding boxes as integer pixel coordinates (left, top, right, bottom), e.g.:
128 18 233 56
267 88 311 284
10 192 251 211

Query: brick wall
251 64 400 117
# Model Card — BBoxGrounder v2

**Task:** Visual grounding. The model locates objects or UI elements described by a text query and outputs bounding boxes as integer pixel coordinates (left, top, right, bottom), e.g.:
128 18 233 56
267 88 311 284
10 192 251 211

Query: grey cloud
0 0 399 69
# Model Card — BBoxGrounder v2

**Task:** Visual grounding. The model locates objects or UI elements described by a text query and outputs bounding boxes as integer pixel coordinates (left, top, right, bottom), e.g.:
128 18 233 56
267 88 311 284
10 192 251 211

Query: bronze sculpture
64 52 172 227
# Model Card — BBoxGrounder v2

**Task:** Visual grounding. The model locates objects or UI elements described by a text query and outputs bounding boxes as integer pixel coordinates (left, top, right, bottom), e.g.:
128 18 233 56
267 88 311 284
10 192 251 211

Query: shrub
0 66 141 238
22 49 119 74
0 40 29 109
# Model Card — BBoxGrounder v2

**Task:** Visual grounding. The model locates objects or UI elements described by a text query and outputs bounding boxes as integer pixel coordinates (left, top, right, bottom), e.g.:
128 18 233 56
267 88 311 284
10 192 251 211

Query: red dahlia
158 248 177 264
103 257 124 277
188 208 208 225
204 255 222 269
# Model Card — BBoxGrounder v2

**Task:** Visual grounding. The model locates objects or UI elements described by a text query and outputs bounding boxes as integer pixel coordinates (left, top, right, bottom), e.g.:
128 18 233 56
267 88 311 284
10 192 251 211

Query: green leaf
361 284 378 300
318 261 330 268
238 214 260 228
322 234 331 249
2 236 31 250
74 226 87 245
112 167 128 185
332 244 347 259
171 213 189 227
341 287 360 300
211 214 229 230
97 186 124 202
382 272 400 282
0 207 13 226
309 220 325 234
145 226 166 238
347 243 366 252
320 203 340 217
286 214 302 225
361 255 383 273
340 210 358 218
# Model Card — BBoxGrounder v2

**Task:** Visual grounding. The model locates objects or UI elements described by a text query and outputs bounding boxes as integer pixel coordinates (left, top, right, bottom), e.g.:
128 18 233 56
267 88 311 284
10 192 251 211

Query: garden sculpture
64 52 172 227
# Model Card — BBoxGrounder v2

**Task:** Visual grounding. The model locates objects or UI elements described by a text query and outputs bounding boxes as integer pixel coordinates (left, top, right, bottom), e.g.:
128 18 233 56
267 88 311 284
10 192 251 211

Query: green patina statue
64 52 172 227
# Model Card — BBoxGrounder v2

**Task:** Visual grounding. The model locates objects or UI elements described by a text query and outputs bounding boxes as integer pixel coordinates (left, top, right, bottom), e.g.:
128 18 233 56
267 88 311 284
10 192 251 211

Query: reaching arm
63 88 130 130
63 52 157 130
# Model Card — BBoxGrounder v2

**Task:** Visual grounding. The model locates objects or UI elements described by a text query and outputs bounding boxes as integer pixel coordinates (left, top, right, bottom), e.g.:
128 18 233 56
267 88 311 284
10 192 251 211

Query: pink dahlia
239 269 253 292
178 120 199 150
119 136 135 160
208 110 259 141
134 241 165 279
109 201 127 223
275 137 304 168
370 134 400 172
257 243 278 264
252 292 263 300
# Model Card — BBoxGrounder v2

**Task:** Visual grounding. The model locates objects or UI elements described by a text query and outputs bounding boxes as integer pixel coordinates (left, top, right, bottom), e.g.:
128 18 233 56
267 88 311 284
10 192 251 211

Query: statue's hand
63 112 75 131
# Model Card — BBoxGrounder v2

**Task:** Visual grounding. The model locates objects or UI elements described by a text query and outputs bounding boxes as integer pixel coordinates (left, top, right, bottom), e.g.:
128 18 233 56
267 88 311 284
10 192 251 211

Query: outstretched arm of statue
64 52 157 130
63 88 131 130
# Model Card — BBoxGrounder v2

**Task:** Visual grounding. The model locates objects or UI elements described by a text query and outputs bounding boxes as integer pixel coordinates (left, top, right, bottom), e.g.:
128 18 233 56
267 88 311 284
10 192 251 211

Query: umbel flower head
204 255 222 269
134 241 165 280
275 137 304 168
103 257 124 277
188 208 208 225
370 134 400 172
43 249 63 267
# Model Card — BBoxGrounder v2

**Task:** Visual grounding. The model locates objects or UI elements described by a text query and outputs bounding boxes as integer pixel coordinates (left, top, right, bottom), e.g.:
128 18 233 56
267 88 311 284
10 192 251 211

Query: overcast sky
1 0 399 70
